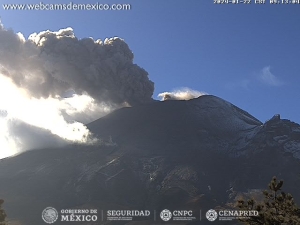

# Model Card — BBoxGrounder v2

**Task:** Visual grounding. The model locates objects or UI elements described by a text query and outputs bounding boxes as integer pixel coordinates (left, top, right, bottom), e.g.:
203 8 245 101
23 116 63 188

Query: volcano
0 95 300 224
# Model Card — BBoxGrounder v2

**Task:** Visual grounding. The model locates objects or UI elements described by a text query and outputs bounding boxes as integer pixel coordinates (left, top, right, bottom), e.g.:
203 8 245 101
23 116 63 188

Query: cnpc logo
160 209 172 221
160 209 193 221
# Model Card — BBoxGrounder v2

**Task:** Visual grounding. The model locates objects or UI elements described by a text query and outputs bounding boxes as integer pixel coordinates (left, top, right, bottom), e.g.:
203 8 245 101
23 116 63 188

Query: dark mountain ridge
0 95 299 225
88 95 262 156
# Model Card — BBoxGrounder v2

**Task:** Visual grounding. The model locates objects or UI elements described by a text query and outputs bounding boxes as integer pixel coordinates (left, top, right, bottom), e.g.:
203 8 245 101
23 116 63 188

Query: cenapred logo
42 207 58 224
206 209 218 221
160 209 172 221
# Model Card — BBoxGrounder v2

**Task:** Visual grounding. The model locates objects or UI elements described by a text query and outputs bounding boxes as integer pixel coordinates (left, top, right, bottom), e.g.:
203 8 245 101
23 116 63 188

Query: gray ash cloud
0 22 154 157
0 23 154 106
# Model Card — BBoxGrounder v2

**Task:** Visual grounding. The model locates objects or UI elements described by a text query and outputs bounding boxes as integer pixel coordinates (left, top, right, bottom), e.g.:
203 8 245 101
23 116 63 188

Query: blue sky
1 0 299 123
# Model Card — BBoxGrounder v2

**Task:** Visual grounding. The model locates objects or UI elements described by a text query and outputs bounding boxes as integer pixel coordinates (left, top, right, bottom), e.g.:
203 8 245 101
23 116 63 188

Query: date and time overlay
214 0 300 4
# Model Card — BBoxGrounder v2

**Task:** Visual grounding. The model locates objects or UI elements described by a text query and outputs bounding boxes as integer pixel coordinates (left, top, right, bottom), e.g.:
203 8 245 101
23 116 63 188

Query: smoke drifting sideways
158 88 207 101
0 22 154 159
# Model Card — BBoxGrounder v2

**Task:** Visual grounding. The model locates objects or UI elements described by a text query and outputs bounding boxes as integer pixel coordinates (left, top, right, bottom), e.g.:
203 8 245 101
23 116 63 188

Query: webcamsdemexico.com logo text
2 2 131 11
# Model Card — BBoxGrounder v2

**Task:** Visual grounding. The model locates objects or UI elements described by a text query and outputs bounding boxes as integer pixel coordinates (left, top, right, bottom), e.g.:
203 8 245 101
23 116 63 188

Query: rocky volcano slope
0 95 300 225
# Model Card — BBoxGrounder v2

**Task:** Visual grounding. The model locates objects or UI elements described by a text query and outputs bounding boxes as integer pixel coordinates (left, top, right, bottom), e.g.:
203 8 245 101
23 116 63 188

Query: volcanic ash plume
0 22 154 158
158 88 207 101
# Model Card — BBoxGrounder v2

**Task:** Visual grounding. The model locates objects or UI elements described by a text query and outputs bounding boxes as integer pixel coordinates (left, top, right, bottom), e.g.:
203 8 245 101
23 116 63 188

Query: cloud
0 22 155 158
0 24 154 105
0 73 101 158
260 66 283 86
1 118 67 157
158 88 207 101
225 66 284 91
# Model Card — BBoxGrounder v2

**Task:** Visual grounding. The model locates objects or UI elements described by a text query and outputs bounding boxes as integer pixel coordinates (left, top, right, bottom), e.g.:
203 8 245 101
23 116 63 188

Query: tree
0 199 6 225
237 177 300 225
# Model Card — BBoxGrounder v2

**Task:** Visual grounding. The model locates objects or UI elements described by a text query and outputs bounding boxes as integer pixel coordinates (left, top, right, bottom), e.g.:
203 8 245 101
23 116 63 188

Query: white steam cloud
0 22 154 159
260 66 283 86
158 88 207 101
